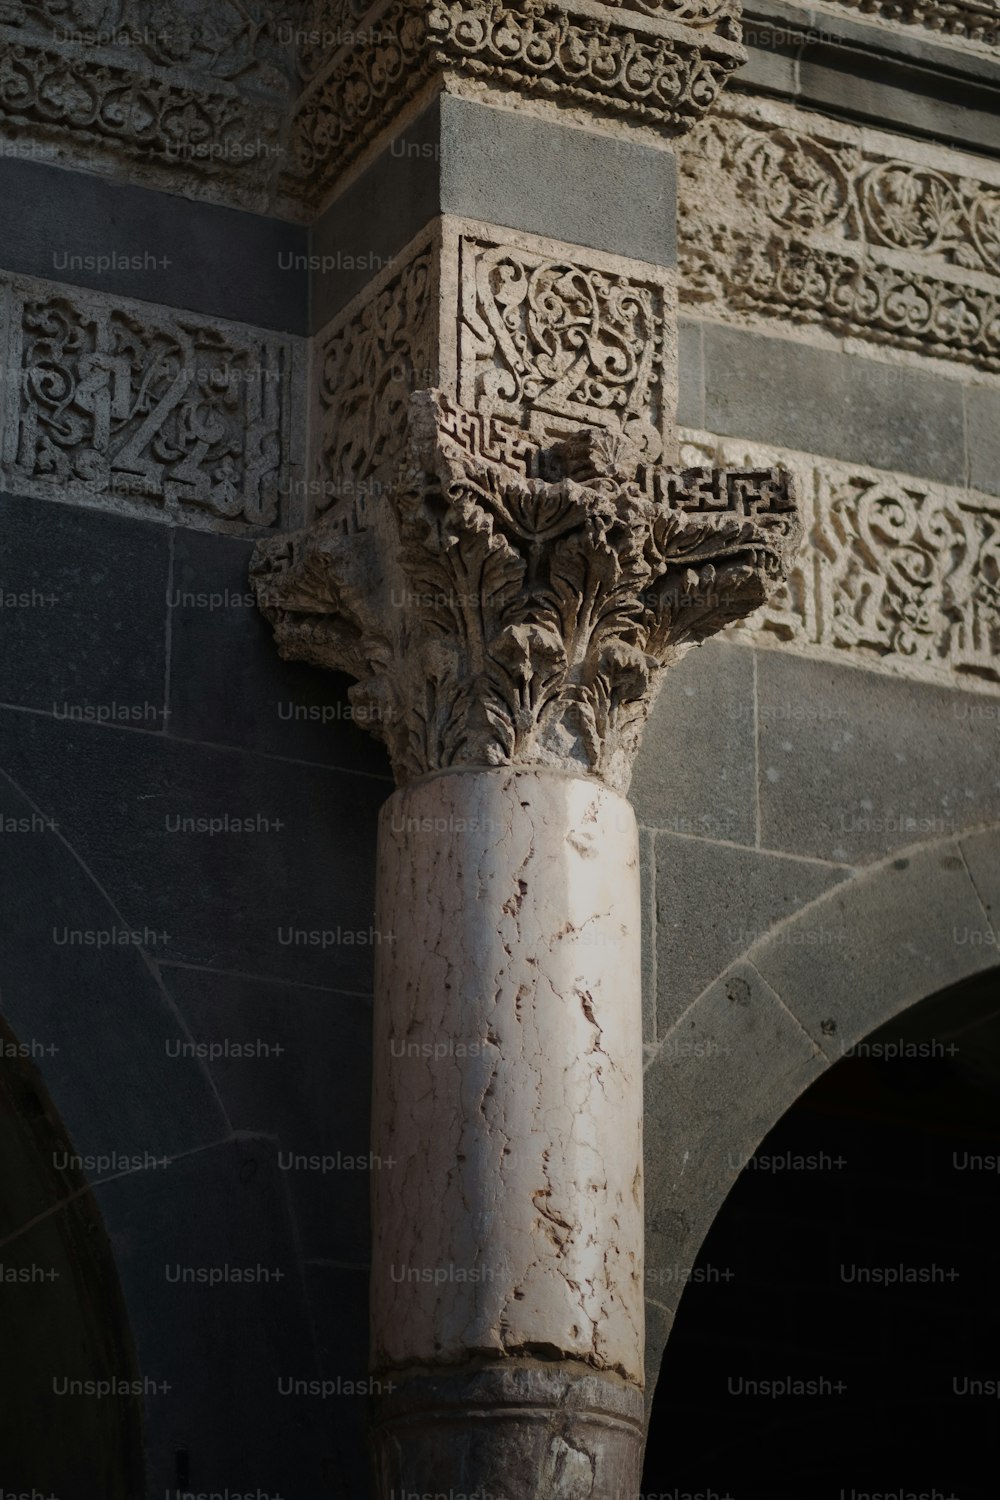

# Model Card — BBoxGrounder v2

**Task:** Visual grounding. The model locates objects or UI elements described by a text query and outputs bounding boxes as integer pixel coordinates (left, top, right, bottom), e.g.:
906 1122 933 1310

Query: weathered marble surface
371 768 645 1381
373 1359 646 1499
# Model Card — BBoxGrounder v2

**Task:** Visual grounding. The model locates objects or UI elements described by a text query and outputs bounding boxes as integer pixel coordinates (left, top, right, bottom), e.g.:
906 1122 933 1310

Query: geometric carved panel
0 276 303 532
682 428 1000 690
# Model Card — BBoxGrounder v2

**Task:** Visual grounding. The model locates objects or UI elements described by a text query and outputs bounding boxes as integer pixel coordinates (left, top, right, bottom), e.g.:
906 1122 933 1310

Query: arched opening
643 964 1000 1499
0 1011 145 1494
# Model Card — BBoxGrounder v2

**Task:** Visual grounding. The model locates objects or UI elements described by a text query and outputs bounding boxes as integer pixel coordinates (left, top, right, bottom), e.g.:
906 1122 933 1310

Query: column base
372 1357 645 1500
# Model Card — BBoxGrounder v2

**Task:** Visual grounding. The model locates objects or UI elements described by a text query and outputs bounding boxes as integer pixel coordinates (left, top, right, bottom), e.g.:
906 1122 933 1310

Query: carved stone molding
455 233 672 460
314 220 678 518
814 0 1000 50
0 1 297 91
0 0 745 216
681 428 1000 689
281 0 745 215
252 389 800 792
679 96 1000 371
0 2 300 210
0 274 303 532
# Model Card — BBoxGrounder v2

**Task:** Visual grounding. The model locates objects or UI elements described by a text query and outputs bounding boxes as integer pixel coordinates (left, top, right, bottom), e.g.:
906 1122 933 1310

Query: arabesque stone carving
315 223 678 513
0 1 298 209
0 275 301 529
457 236 671 461
681 429 1000 688
0 0 745 215
283 0 745 213
679 96 1000 369
252 390 800 792
0 0 296 89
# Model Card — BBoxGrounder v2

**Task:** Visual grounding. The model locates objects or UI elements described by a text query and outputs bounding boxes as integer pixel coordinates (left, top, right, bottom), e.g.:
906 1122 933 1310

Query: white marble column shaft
371 767 645 1384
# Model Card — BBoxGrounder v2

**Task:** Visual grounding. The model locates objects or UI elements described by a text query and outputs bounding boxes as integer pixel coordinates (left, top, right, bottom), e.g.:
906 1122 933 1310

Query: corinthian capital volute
252 390 799 791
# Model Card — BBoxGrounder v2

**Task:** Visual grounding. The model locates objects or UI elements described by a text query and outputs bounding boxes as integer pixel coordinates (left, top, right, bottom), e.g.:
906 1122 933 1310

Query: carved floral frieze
283 0 744 213
682 428 1000 688
0 1 303 209
252 389 799 791
816 0 1000 50
0 275 302 530
679 97 1000 370
0 0 744 216
0 0 297 92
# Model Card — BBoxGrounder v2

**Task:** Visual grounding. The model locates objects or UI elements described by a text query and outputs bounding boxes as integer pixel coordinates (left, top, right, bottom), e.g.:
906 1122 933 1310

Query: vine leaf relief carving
252 390 799 791
679 100 1000 370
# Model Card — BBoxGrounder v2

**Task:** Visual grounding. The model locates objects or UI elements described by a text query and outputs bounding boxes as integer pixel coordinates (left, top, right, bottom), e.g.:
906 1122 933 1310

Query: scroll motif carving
317 246 438 511
252 390 799 792
0 276 299 529
682 429 1000 687
818 0 1000 51
0 1 296 208
616 0 740 31
722 242 1000 369
282 0 744 214
457 239 671 461
0 1 296 90
315 226 676 512
0 43 277 180
0 0 744 214
679 100 1000 369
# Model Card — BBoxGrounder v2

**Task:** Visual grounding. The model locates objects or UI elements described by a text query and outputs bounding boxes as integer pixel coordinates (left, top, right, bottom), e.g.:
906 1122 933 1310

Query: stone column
250 1 797 1491
373 765 644 1492
252 387 799 1495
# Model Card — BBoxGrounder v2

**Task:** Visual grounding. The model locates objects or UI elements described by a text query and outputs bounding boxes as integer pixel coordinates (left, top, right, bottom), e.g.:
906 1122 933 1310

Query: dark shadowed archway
640 825 1000 1488
0 1010 145 1494
642 963 1000 1499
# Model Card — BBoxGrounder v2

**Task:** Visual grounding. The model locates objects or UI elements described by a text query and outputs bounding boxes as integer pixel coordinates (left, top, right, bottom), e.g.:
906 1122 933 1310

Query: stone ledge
738 0 1000 155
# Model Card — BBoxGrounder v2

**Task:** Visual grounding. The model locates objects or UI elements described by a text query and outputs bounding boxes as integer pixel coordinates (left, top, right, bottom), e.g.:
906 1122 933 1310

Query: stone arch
0 1006 146 1493
641 822 1000 1402
0 763 230 1485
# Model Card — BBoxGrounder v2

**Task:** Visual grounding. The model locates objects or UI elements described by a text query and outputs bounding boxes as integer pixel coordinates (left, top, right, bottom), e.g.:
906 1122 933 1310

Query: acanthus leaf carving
251 390 800 792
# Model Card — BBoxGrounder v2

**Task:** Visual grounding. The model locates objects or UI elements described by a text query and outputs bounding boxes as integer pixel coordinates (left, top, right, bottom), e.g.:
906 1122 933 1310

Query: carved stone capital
252 389 799 791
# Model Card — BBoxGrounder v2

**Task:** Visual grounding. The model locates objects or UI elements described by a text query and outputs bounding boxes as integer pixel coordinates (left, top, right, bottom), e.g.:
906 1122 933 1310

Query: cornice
0 0 746 218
